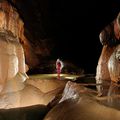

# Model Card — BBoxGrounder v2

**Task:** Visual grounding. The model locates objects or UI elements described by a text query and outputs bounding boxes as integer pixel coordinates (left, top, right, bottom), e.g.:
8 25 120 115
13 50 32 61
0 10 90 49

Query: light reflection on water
75 75 120 110
29 73 120 111
98 82 120 110
29 73 80 81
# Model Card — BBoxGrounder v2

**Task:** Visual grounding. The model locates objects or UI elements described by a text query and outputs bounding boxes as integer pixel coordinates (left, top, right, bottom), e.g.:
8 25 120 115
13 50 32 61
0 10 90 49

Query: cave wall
9 0 54 67
4 0 120 74
0 0 41 68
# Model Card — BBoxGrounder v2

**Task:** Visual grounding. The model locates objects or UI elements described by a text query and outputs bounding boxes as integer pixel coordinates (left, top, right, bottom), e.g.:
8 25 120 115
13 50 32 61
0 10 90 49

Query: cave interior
6 0 120 75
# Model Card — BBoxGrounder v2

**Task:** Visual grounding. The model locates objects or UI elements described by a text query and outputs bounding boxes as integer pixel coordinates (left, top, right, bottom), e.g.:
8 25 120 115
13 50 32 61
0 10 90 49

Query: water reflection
76 74 120 110
98 82 120 110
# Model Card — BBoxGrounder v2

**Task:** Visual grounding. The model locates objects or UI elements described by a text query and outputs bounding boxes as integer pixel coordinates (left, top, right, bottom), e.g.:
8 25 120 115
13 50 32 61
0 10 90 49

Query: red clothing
57 62 61 76
56 60 62 79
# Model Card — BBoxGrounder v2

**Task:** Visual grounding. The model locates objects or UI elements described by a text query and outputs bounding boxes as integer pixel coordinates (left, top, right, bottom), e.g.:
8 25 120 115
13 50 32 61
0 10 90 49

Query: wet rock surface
0 76 120 120
44 81 120 120
0 0 120 120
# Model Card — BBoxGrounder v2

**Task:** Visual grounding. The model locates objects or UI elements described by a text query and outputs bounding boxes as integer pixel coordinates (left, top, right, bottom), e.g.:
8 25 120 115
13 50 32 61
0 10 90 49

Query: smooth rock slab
44 81 120 120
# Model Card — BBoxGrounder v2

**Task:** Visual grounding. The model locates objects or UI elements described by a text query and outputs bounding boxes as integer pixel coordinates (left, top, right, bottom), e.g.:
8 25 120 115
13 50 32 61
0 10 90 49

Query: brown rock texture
0 1 23 39
44 81 120 120
0 0 39 68
96 13 120 81
96 45 116 81
96 12 120 93
108 45 120 83
0 1 56 109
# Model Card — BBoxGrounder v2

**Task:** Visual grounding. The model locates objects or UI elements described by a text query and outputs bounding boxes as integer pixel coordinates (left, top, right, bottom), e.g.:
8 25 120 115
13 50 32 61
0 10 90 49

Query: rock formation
0 0 64 109
96 12 120 95
0 0 39 68
108 44 120 83
26 78 67 93
10 0 54 69
44 81 120 120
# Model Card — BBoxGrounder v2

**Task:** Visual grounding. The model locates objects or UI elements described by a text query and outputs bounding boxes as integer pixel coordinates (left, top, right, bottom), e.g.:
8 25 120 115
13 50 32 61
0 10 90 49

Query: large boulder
44 81 120 120
96 12 120 94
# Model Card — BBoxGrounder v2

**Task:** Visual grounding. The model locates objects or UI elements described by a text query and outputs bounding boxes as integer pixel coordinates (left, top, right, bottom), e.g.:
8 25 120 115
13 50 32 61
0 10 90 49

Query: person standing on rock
56 59 64 80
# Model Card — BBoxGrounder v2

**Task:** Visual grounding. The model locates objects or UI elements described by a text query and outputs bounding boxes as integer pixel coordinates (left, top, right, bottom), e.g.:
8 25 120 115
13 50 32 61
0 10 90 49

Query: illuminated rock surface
1 0 120 119
108 44 120 83
96 18 119 83
96 12 120 94
0 1 23 39
26 78 67 93
0 32 64 108
0 0 39 67
44 81 120 120
0 0 65 109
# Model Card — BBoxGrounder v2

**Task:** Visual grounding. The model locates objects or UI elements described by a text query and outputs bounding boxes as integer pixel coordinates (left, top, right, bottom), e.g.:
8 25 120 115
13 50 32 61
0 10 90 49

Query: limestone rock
96 12 120 90
0 1 24 40
26 79 67 93
96 45 115 82
44 81 120 120
108 44 120 83
0 77 65 109
0 0 39 67
0 1 64 109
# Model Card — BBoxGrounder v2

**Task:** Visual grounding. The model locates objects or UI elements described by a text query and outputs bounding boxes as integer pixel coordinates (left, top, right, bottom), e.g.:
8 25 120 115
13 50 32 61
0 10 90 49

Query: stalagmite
0 0 63 109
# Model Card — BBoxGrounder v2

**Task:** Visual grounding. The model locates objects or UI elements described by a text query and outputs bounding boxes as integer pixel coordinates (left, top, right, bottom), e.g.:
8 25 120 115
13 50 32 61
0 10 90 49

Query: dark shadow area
9 0 120 74
0 105 49 120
